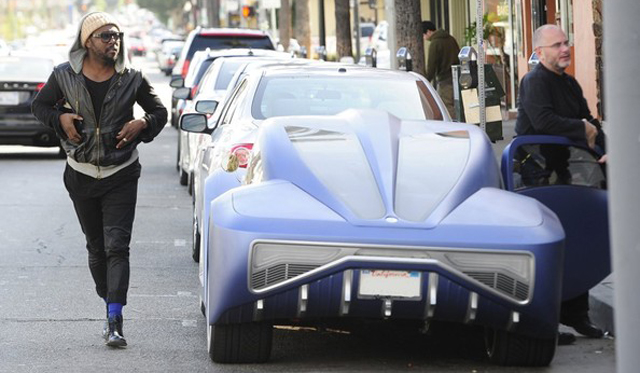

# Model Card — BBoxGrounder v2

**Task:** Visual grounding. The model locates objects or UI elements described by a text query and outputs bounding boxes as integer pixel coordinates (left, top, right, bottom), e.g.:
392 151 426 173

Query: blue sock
108 303 123 318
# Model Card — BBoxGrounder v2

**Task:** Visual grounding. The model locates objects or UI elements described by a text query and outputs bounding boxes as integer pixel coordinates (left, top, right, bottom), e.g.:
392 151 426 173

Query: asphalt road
0 56 615 372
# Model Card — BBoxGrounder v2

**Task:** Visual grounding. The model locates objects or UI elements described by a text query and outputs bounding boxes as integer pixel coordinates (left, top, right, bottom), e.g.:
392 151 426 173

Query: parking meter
451 47 505 141
396 47 412 72
528 52 539 70
457 46 478 89
364 47 377 68
316 46 327 61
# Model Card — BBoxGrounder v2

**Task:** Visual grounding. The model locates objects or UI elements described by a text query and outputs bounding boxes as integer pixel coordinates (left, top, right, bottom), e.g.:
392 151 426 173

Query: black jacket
32 62 167 166
516 63 604 150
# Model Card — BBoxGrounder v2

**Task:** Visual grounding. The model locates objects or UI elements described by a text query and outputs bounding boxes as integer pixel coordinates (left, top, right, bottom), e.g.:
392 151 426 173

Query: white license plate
359 270 421 299
0 91 20 106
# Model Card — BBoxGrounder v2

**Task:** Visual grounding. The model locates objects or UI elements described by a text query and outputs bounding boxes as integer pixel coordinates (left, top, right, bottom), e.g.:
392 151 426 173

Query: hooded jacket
425 29 460 83
32 13 167 179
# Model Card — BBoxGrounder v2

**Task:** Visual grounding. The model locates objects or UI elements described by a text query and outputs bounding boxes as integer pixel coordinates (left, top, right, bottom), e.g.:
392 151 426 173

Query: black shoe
563 316 604 338
558 332 576 345
106 315 127 347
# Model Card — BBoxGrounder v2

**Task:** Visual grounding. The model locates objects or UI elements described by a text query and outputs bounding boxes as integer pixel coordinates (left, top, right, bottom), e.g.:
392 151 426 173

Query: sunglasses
92 31 124 43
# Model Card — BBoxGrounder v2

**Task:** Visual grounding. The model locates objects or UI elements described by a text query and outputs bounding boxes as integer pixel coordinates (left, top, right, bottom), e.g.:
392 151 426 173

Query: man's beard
556 58 571 72
99 50 117 67
95 45 118 67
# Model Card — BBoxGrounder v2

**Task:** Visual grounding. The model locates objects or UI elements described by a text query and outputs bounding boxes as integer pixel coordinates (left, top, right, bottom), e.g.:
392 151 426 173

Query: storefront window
557 0 575 44
484 0 511 59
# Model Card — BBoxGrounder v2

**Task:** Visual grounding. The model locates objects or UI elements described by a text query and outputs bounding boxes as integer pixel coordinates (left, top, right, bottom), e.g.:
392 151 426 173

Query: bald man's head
533 24 563 49
533 24 571 74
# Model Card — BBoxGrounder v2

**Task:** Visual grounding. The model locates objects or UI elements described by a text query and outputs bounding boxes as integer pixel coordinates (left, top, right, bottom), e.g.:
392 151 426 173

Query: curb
589 274 615 336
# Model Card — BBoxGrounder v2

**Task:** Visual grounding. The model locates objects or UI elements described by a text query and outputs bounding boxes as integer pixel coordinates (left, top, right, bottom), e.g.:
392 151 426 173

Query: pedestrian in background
516 24 605 344
31 12 167 347
423 20 460 118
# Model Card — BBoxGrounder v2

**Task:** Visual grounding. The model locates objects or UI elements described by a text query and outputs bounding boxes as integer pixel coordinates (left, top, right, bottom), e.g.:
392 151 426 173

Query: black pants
560 292 590 324
64 161 141 305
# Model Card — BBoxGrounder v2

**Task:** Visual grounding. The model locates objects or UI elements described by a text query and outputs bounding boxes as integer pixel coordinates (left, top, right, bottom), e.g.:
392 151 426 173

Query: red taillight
35 83 45 92
230 143 253 168
191 84 198 99
181 59 190 78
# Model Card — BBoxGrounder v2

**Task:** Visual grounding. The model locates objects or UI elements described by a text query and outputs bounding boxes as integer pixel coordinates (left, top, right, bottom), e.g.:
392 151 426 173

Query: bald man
516 24 605 343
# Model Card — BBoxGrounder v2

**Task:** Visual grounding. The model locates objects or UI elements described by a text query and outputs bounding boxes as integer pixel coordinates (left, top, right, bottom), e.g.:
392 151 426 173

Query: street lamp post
476 0 486 132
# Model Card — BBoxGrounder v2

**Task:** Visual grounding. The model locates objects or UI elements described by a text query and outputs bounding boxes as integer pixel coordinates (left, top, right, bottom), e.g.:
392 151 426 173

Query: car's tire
188 172 194 196
179 169 188 186
208 322 273 363
57 146 67 159
192 214 200 263
485 328 556 367
176 139 181 171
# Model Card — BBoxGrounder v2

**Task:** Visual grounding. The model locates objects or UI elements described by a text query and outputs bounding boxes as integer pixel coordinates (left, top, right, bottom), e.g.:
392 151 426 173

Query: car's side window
512 144 606 190
226 81 251 126
416 81 444 121
219 79 248 127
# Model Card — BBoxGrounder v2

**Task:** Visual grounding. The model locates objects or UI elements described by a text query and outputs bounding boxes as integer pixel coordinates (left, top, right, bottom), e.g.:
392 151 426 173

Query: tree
136 0 183 24
294 0 311 57
206 0 220 27
278 0 291 51
334 0 352 60
394 0 424 74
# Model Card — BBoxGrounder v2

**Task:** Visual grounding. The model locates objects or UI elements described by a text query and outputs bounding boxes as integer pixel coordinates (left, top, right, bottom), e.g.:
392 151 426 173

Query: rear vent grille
464 271 530 301
251 263 319 290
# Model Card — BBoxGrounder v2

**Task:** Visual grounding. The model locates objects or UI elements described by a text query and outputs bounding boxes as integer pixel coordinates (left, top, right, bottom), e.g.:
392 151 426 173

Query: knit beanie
80 12 121 47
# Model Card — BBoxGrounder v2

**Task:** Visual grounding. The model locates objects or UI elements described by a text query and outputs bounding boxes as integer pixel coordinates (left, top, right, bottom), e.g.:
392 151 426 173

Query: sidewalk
491 116 615 336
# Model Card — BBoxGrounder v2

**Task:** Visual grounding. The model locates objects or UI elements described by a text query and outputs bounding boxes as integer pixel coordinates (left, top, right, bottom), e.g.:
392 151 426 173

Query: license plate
0 91 20 106
359 270 421 299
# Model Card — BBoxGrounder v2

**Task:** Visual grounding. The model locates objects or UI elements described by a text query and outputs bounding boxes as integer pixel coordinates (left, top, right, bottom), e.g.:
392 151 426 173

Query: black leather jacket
32 62 167 166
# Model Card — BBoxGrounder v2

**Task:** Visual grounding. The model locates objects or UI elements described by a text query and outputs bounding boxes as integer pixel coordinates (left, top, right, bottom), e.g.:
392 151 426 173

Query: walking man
516 24 605 344
32 12 167 347
423 21 460 117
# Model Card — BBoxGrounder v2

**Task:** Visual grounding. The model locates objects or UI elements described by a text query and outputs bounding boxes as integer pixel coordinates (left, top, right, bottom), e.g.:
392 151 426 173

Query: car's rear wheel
179 169 188 186
176 139 181 171
208 322 273 363
485 328 555 366
57 146 67 159
192 214 200 263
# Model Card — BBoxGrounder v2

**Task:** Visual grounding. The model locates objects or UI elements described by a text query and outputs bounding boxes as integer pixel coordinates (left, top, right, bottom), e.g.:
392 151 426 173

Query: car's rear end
0 55 58 148
172 28 275 79
203 111 564 365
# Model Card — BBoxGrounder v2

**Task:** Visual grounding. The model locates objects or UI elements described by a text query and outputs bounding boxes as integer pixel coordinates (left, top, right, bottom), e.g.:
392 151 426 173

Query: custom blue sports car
201 109 610 366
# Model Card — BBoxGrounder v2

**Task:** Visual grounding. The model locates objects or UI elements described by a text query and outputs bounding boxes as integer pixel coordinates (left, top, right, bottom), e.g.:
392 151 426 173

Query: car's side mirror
172 87 190 100
195 100 218 114
170 77 184 88
180 113 208 133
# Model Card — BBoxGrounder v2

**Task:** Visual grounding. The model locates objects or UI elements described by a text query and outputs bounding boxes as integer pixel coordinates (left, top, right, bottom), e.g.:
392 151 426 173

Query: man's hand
59 113 83 144
598 154 608 164
584 119 597 149
116 118 148 149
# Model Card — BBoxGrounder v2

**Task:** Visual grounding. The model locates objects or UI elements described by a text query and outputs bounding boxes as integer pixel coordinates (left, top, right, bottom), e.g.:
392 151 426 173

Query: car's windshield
187 35 274 61
252 76 438 120
185 58 214 88
215 59 249 90
0 57 53 81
